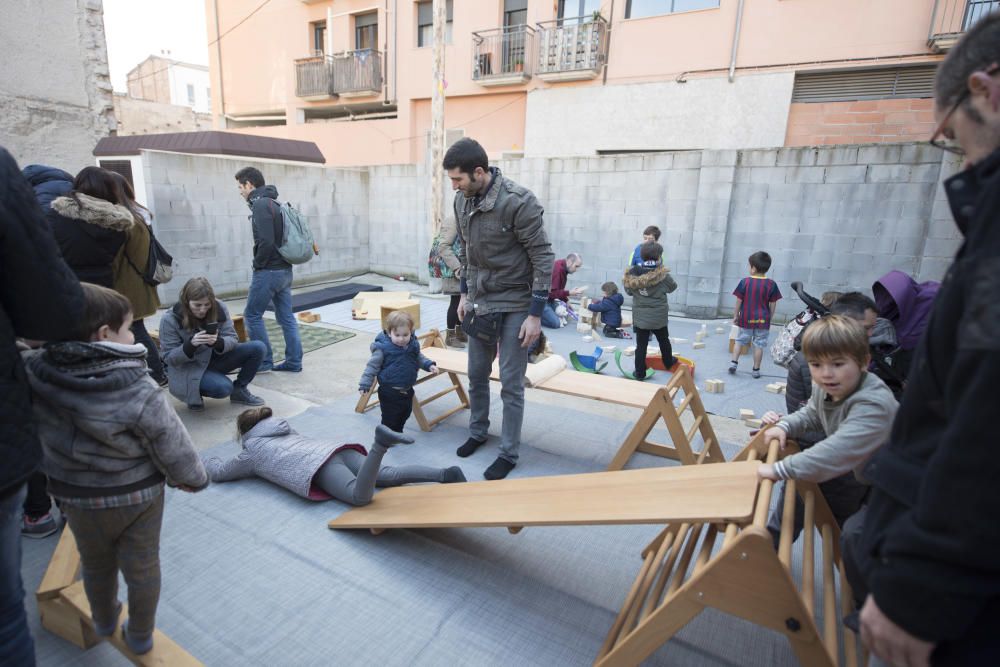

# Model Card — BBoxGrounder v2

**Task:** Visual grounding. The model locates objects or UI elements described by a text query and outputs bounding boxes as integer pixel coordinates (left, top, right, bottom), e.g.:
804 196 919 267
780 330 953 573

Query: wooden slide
329 461 761 532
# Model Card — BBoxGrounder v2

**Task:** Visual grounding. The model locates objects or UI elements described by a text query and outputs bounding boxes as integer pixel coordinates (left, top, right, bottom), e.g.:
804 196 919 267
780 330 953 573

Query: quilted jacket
204 417 365 500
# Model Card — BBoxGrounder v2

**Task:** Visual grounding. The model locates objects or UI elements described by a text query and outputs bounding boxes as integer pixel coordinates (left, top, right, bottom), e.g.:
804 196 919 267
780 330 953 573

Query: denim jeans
23 471 52 519
0 484 36 667
540 303 561 329
467 310 529 463
61 493 165 642
199 341 266 399
244 268 302 370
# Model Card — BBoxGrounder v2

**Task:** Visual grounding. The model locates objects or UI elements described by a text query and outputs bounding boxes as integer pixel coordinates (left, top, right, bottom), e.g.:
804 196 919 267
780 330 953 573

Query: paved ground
148 272 754 453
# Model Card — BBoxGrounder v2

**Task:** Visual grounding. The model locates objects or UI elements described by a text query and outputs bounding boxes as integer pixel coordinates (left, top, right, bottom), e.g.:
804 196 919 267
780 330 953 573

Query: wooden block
351 290 408 312
744 418 763 429
670 337 687 345
379 300 421 330
296 311 315 322
692 342 706 350
739 408 755 420
765 383 782 393
231 314 247 342
38 597 98 650
622 346 636 357
716 327 725 334
576 321 592 334
694 333 706 342
704 379 725 394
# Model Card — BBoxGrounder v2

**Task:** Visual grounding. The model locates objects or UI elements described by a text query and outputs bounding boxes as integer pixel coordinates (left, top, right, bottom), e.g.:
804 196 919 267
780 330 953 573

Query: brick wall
785 99 936 146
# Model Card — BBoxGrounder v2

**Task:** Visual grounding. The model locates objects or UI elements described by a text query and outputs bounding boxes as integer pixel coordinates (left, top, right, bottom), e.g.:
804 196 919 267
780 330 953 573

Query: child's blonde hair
236 407 273 444
385 310 415 333
801 315 870 366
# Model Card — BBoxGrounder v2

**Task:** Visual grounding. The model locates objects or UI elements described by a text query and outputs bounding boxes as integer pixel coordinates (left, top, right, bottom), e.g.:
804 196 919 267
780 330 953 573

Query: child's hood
606 293 625 307
623 265 669 290
244 416 293 442
23 341 150 394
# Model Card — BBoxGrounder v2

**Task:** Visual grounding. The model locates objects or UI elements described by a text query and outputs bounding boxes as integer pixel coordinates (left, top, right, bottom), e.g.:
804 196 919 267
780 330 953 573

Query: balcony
294 56 336 100
472 26 535 87
928 0 999 52
332 49 384 98
535 15 608 82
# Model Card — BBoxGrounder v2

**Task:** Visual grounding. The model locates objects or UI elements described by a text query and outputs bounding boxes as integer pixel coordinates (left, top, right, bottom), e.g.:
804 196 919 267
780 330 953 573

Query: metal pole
728 0 746 83
213 0 227 127
430 0 446 236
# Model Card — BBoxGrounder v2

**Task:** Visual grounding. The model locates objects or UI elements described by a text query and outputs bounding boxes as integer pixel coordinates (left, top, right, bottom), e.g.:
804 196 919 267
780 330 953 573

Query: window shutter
791 65 937 103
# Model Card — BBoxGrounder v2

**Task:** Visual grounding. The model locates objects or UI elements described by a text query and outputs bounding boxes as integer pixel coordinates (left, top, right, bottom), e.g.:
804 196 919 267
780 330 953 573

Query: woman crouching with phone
160 277 267 411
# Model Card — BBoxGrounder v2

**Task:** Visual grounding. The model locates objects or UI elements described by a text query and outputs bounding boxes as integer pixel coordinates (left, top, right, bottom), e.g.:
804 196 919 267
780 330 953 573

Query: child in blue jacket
587 281 625 338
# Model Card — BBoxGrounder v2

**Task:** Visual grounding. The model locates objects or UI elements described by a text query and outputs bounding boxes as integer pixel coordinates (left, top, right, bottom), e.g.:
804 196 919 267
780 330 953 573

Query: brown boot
445 327 466 349
454 327 468 345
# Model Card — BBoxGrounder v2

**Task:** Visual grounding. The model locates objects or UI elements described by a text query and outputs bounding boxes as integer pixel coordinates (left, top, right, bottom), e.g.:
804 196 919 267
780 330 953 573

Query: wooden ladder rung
417 384 460 407
676 393 694 416
696 438 714 465
684 415 703 446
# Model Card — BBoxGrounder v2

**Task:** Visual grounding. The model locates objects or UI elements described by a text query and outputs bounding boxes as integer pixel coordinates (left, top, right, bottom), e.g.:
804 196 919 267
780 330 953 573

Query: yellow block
380 301 421 331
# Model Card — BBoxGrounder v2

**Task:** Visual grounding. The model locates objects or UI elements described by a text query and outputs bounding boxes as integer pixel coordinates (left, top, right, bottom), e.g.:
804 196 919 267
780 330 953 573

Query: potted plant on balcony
513 57 524 73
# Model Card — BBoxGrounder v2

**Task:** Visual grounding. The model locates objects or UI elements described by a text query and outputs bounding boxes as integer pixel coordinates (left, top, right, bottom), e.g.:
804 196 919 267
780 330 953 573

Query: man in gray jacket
444 138 553 480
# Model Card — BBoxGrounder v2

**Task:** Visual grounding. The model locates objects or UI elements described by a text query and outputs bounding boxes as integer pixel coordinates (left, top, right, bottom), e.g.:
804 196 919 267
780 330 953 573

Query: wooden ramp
329 461 760 532
596 430 863 667
368 330 724 471
36 526 202 666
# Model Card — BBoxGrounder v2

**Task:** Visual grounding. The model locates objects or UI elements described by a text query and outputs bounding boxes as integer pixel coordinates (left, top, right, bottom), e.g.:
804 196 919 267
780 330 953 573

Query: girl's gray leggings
314 445 446 506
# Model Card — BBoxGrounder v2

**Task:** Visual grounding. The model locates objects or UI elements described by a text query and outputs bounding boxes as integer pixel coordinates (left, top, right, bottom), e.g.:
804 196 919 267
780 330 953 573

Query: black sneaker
484 457 515 480
187 402 205 412
728 361 738 375
230 387 265 406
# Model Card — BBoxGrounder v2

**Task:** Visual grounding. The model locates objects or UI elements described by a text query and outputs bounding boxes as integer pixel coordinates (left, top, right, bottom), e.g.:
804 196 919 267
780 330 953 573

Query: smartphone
203 322 219 335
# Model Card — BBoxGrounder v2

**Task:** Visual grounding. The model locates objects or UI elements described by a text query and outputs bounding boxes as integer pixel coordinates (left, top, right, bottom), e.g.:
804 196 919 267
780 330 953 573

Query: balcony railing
294 55 335 100
472 25 535 86
535 15 608 82
928 0 1000 52
332 49 383 97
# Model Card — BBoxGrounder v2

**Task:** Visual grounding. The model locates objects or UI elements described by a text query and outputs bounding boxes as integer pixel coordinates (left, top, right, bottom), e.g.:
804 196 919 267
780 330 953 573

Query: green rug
265 319 354 363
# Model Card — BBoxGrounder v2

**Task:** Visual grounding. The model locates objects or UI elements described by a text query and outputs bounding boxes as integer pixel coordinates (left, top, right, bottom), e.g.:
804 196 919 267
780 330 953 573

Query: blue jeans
0 484 35 667
467 311 529 463
244 268 302 370
200 341 266 398
540 303 561 329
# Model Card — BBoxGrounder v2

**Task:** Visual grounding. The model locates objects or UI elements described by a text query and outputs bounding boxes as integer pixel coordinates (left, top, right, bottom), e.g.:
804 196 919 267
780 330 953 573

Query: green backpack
269 200 316 264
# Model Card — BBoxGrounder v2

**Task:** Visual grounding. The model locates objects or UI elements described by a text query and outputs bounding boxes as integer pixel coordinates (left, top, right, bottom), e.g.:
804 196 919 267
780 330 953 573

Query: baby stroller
773 281 910 400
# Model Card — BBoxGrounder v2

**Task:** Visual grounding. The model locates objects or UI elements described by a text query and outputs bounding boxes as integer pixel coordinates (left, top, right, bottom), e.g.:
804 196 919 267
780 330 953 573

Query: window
625 0 719 20
355 12 378 50
558 0 602 23
186 84 195 106
504 0 528 28
312 21 326 54
417 0 453 47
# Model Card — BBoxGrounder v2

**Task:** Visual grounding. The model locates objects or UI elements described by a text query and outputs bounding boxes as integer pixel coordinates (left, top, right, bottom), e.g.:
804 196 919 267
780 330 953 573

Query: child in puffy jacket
206 409 465 505
587 281 625 338
24 283 207 656
358 310 438 432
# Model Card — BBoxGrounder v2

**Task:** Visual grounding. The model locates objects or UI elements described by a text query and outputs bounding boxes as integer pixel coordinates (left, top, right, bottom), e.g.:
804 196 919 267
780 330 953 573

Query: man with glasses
844 13 1000 667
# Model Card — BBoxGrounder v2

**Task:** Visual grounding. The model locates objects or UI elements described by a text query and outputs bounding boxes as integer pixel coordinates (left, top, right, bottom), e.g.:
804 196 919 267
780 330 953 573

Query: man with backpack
236 167 303 372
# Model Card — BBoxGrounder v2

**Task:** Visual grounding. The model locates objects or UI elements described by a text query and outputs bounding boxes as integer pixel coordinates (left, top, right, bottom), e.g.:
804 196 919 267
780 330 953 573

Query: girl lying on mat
204 408 466 506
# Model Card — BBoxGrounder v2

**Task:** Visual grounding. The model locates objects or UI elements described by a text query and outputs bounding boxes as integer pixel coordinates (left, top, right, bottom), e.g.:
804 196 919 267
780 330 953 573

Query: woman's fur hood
51 193 134 232
623 264 670 290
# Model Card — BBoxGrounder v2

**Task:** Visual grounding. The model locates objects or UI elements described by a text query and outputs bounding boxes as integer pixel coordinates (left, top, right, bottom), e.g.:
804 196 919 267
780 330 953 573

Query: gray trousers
767 472 869 549
62 494 164 641
315 446 447 506
466 310 529 463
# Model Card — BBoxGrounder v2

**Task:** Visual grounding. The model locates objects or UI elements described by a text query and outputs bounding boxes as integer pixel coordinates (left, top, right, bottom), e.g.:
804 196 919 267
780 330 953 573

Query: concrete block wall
143 151 370 301
367 164 430 279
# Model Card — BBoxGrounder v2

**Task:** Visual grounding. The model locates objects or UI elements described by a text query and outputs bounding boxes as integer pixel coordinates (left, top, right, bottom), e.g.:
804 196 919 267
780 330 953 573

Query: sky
103 0 210 92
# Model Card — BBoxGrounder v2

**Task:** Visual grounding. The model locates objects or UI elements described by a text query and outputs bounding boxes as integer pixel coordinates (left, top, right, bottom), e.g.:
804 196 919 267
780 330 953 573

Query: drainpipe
326 6 333 56
603 0 615 86
728 0 746 83
213 0 227 126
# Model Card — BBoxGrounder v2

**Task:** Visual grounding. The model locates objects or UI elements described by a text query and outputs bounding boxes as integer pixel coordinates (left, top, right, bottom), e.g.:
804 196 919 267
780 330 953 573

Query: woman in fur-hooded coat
48 167 133 288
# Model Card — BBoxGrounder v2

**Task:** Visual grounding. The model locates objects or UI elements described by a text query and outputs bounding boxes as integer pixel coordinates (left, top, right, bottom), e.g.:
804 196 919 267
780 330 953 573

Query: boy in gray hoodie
758 315 898 546
23 283 207 655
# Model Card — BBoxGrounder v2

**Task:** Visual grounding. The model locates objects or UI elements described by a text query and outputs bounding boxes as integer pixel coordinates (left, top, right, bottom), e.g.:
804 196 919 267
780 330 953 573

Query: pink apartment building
205 0 998 166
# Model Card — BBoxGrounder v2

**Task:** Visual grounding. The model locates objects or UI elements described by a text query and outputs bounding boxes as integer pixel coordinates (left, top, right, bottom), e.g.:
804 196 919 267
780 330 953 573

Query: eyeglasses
928 63 1000 156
